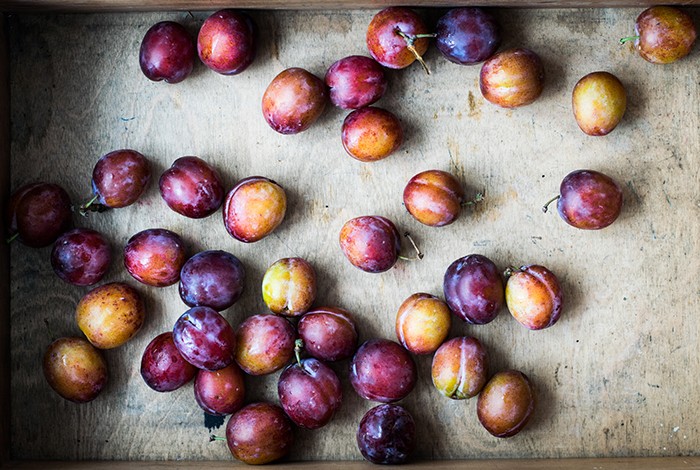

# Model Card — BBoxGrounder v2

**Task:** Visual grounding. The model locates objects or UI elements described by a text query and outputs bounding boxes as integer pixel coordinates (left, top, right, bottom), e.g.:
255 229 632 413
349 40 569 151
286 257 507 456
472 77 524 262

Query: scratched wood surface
7 8 700 462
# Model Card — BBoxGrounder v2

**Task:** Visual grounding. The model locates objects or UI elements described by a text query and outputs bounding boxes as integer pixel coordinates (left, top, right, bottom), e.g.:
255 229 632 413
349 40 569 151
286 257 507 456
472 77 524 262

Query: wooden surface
3 1 700 13
7 8 700 463
4 457 700 469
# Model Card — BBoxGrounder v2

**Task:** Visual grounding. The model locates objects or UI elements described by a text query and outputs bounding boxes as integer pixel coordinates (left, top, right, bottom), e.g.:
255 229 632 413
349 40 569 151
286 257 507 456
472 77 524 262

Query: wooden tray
2 4 699 469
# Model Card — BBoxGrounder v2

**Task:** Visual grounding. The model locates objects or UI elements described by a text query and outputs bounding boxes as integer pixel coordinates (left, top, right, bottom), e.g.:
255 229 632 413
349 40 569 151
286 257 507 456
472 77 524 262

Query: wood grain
7 8 700 463
4 457 700 469
2 0 700 13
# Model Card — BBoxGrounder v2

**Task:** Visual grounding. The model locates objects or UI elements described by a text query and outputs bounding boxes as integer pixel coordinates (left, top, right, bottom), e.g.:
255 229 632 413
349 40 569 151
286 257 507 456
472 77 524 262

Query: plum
173 306 236 371
43 337 108 403
198 9 256 75
403 169 473 227
179 250 245 311
173 307 236 370
572 71 627 136
51 228 111 286
278 351 342 429
83 149 150 213
443 254 504 324
195 362 246 416
223 176 287 243
435 8 500 65
76 282 145 349
543 169 623 230
505 265 563 330
480 48 544 108
262 257 317 317
341 107 403 163
623 6 696 64
139 21 195 83
339 215 401 273
431 336 488 399
395 293 451 355
366 7 431 72
7 182 72 247
159 156 224 219
357 404 415 464
297 306 358 362
225 402 293 465
325 55 387 109
477 370 535 438
234 314 295 376
350 339 416 403
124 228 187 287
262 68 327 135
140 332 197 392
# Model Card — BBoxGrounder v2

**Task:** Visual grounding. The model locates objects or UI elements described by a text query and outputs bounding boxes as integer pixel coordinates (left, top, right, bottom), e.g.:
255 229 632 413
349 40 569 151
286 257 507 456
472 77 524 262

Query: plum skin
556 169 623 230
43 337 108 403
262 68 327 135
477 370 535 438
341 107 403 163
76 282 145 349
223 176 287 243
350 339 416 403
435 8 501 65
92 149 151 209
634 6 697 64
443 254 505 325
572 71 627 136
403 169 465 227
179 250 246 311
51 228 111 286
7 182 73 248
395 293 451 355
194 362 246 416
172 306 237 371
366 7 429 69
234 314 296 376
226 402 293 465
431 336 488 399
505 265 563 330
278 357 342 429
339 215 401 273
262 257 317 317
198 9 256 75
159 156 225 219
124 228 187 287
480 48 544 108
325 55 387 109
139 21 195 83
140 332 197 392
356 404 416 464
297 307 358 362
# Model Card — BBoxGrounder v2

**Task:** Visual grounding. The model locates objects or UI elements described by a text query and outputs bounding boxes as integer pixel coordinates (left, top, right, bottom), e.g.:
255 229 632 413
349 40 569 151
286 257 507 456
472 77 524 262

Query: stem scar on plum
503 266 521 278
394 29 436 75
398 232 424 262
542 195 560 213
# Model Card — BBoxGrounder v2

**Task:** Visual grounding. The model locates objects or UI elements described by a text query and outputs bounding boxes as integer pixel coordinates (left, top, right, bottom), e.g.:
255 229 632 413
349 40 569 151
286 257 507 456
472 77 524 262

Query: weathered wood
4 457 700 469
6 8 700 464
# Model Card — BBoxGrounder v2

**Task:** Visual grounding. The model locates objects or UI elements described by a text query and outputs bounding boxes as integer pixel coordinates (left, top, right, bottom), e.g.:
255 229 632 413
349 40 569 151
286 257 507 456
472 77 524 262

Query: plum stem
79 194 109 217
399 232 424 262
462 192 484 207
6 233 18 244
294 338 305 369
395 29 434 75
619 35 639 45
542 195 560 213
209 435 226 442
503 266 520 278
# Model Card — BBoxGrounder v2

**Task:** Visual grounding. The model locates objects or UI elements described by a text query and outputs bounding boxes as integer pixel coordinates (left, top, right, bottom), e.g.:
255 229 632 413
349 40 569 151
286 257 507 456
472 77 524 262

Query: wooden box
1 2 699 468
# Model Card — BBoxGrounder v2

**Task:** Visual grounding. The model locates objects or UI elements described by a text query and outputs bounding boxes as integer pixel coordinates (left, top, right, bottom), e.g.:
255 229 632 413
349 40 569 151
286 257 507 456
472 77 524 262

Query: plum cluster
8 3 696 467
